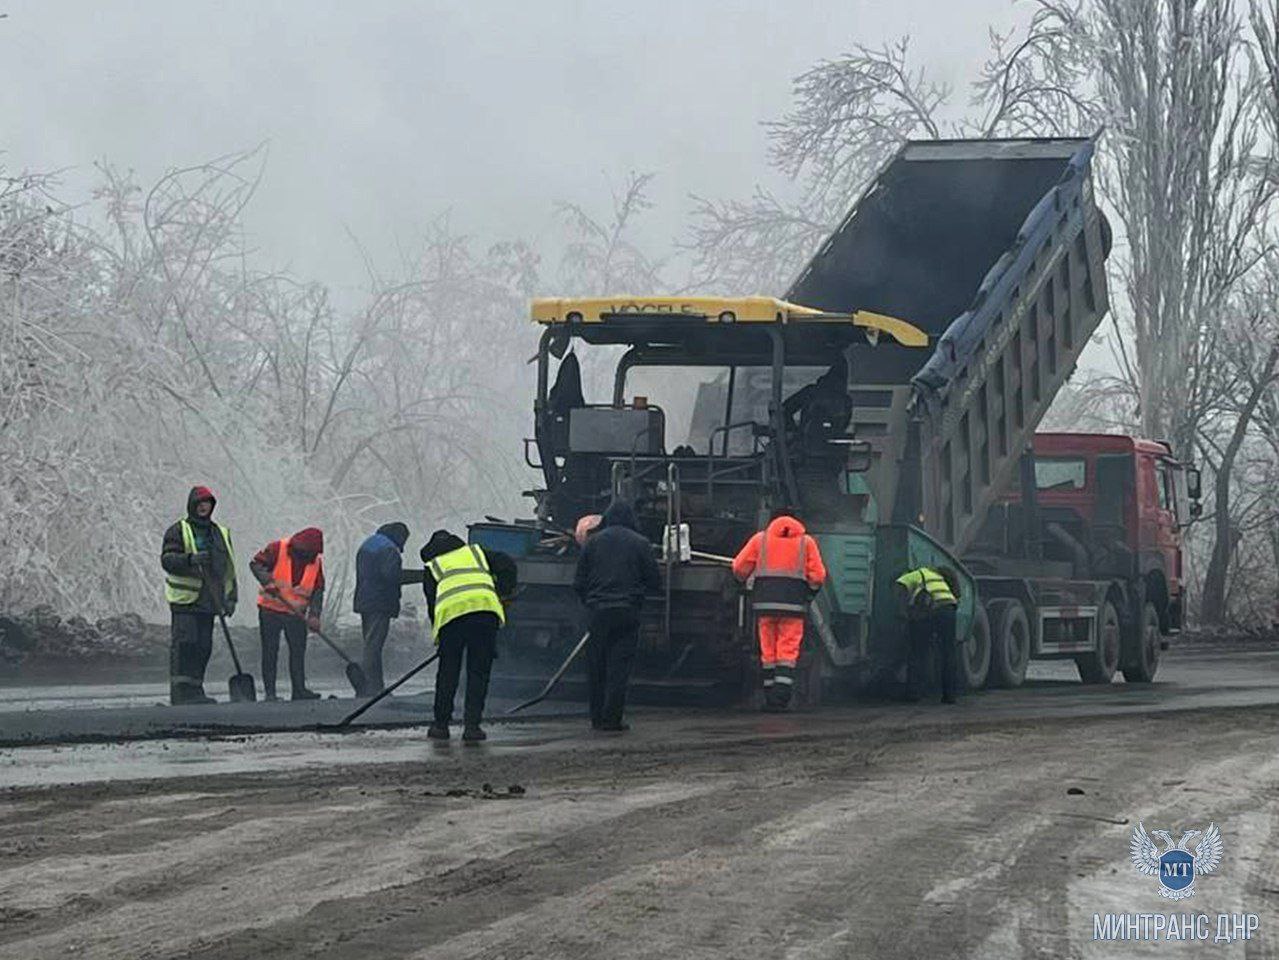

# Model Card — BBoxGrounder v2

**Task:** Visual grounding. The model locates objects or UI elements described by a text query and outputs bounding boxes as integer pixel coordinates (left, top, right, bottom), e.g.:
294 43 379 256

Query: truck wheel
1121 602 1162 683
1076 600 1120 684
961 602 991 690
988 599 1030 688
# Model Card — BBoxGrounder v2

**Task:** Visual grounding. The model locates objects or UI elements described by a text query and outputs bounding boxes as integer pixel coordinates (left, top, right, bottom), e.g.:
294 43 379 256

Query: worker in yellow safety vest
420 530 517 743
160 486 238 705
896 565 961 704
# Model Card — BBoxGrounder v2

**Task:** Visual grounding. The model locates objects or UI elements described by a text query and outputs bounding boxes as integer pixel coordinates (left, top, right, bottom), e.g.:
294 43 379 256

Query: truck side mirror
1186 466 1201 501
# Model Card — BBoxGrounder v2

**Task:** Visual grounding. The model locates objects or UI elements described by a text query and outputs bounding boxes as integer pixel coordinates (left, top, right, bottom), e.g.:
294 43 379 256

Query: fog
1 0 1020 295
6 0 1164 625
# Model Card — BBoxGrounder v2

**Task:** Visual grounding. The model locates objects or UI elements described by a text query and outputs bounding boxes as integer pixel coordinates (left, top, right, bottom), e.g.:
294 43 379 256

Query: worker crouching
732 511 827 712
422 531 516 742
251 527 325 701
897 565 962 704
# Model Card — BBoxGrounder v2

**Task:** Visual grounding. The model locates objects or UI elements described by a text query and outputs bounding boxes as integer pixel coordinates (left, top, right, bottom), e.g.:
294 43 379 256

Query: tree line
4 0 1277 626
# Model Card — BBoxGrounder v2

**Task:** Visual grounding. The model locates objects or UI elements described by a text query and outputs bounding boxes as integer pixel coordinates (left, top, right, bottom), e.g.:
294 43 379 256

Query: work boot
427 724 450 740
263 685 279 703
763 685 789 712
462 725 487 743
170 684 215 706
598 721 630 732
941 694 958 705
291 688 320 701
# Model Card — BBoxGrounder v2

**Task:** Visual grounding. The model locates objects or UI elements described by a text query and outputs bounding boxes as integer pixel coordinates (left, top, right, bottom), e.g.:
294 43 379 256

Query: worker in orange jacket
250 527 325 701
732 510 827 711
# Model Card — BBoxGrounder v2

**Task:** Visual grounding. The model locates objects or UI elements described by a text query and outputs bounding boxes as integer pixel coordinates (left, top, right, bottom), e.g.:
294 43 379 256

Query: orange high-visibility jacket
732 515 826 614
257 537 323 615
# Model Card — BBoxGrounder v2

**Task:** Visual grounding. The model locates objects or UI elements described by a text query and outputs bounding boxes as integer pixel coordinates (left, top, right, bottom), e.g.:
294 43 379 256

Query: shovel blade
345 662 371 697
229 673 257 703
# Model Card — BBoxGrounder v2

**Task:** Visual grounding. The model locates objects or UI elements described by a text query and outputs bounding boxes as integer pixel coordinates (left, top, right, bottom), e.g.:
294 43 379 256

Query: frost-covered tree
686 0 1279 623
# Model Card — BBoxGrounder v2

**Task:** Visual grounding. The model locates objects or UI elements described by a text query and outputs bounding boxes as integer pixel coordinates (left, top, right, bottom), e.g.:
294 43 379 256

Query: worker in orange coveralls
732 510 827 712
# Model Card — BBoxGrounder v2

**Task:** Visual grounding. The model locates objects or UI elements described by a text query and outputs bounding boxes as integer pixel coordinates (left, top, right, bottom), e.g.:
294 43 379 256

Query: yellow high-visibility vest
896 567 957 609
427 545 505 636
165 519 235 606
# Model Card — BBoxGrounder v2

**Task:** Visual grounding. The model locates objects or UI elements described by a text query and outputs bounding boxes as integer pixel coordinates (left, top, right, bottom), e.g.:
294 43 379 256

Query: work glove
188 551 211 567
263 581 282 596
305 615 321 632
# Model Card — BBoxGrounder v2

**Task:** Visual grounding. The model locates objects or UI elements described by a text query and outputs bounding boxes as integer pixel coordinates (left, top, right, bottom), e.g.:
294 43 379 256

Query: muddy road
2 646 1278 959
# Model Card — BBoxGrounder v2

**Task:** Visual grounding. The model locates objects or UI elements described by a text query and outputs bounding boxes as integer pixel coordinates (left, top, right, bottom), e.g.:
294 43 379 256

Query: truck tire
1121 602 1162 683
1076 599 1121 684
988 599 1030 688
961 602 991 690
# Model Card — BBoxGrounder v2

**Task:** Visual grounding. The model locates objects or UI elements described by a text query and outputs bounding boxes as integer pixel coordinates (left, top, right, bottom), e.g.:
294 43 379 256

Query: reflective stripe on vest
257 537 323 614
427 545 505 636
165 519 236 606
896 567 957 607
749 533 811 615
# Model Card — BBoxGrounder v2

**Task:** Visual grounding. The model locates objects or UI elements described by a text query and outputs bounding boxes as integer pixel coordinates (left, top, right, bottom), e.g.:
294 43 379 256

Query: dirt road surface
2 646 1278 959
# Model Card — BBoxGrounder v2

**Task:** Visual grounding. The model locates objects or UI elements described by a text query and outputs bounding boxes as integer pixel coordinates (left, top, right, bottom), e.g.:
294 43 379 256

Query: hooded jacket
160 486 239 615
420 531 516 624
573 501 662 612
354 522 409 617
250 527 326 616
732 515 827 594
782 360 852 441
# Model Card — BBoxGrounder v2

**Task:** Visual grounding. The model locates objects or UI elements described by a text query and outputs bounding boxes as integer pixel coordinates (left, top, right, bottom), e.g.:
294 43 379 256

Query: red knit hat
290 527 324 555
187 485 217 517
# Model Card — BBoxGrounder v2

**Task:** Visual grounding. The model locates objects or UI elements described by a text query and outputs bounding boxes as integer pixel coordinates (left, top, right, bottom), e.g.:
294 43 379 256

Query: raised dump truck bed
789 137 1111 554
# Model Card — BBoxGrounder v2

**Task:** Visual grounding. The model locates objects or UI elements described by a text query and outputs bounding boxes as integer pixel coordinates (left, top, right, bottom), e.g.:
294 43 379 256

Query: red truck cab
965 432 1200 687
1028 433 1199 632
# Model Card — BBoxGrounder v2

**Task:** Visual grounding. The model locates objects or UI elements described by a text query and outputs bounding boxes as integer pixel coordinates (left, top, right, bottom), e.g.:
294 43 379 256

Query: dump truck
473 135 1200 703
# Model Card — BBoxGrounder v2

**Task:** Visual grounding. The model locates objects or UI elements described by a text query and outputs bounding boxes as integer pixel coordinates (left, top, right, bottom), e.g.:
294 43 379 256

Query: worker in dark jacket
250 527 325 701
573 500 661 732
354 522 409 692
160 486 238 705
421 530 516 742
782 357 852 448
897 565 961 704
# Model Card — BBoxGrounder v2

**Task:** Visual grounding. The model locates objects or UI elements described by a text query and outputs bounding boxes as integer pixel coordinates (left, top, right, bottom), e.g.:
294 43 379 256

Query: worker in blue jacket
354 522 410 691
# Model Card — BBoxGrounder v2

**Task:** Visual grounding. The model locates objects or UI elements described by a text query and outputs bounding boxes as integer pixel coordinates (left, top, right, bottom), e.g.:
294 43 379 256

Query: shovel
200 562 256 702
266 585 370 696
215 612 257 703
507 631 590 714
332 650 441 729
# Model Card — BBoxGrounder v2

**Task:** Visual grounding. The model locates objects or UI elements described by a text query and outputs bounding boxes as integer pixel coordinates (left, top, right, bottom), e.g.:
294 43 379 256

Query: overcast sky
1 0 1024 296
